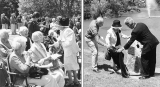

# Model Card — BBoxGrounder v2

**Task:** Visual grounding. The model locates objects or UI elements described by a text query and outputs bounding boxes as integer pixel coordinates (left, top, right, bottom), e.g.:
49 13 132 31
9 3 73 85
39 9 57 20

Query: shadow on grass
154 73 160 77
98 64 112 71
97 64 123 75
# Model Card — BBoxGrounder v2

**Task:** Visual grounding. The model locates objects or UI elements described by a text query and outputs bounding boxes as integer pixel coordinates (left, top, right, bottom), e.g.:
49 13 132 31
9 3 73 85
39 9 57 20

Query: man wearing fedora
85 17 108 72
105 20 130 78
117 17 159 79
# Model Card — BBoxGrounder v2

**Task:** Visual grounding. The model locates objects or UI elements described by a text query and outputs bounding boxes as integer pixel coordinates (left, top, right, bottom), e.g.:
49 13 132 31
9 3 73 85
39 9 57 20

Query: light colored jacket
105 27 129 47
60 27 79 57
29 43 48 63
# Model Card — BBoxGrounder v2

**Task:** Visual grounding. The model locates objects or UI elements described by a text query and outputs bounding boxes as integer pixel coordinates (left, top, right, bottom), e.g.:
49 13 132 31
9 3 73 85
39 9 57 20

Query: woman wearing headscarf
19 26 32 51
0 29 12 87
1 13 7 29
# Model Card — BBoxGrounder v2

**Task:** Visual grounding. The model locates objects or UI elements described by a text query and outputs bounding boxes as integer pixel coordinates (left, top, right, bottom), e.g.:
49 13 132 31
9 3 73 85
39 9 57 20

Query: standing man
117 17 159 79
85 17 107 72
28 12 40 38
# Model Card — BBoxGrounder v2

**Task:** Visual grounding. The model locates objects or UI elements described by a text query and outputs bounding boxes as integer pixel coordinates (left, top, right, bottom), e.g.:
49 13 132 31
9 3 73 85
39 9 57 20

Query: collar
133 23 137 29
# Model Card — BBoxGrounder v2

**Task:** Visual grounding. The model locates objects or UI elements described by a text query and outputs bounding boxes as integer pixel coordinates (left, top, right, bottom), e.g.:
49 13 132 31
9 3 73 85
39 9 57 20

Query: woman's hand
51 54 62 60
34 64 40 68
38 59 45 65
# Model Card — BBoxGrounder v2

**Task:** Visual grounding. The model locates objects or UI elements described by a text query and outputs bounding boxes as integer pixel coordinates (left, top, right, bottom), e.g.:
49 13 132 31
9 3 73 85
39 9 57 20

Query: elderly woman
30 31 65 87
46 30 64 65
0 29 12 87
9 36 59 87
1 13 7 29
58 17 80 86
43 29 58 51
19 26 32 51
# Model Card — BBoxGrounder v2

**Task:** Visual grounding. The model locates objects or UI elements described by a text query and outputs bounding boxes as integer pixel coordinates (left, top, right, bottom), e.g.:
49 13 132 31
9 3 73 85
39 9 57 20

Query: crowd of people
85 16 159 79
0 12 81 87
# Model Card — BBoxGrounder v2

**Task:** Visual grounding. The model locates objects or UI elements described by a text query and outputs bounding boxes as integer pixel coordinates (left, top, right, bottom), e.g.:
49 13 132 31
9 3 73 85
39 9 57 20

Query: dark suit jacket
124 23 159 54
28 20 40 37
1 16 7 24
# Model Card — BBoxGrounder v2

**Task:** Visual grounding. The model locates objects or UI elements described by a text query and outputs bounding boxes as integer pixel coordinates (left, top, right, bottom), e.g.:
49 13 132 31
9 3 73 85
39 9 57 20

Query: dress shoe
123 75 130 78
92 68 101 73
139 76 150 79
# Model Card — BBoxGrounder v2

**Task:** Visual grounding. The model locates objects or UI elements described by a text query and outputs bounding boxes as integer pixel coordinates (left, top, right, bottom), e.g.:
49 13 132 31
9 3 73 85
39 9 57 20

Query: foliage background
0 0 81 18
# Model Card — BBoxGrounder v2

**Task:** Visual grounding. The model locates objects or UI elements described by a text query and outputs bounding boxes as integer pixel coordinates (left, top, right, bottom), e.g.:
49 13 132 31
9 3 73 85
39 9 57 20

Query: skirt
64 53 79 70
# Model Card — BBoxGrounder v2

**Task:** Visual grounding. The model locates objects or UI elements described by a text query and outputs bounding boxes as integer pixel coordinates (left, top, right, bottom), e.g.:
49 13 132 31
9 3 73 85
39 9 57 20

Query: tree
90 0 109 19
18 0 81 17
0 0 19 17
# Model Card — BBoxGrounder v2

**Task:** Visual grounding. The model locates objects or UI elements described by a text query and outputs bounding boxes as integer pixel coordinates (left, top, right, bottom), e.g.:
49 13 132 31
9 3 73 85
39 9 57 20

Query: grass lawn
83 9 160 87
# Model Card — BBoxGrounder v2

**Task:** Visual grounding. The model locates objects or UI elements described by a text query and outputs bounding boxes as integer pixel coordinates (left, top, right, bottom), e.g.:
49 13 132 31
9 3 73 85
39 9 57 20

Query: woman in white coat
58 17 80 86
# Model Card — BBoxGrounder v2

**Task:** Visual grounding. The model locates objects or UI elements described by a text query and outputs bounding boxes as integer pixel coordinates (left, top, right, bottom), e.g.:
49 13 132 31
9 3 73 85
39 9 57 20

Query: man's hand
116 47 125 52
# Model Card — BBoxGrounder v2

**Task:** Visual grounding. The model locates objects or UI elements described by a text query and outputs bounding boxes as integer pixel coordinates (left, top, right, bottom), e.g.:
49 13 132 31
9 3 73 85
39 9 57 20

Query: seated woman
47 30 64 64
30 31 65 87
19 26 32 51
43 29 58 51
0 29 12 87
9 36 59 87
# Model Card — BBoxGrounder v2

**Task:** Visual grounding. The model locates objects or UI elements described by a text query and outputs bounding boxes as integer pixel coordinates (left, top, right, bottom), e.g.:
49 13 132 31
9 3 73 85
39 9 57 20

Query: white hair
124 17 135 25
32 31 43 42
0 29 9 39
12 36 27 51
48 29 57 37
19 26 28 35
96 17 104 23
52 18 56 22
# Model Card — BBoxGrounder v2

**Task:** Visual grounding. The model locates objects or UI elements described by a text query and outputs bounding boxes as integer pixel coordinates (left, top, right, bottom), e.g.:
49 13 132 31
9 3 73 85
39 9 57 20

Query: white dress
60 27 79 70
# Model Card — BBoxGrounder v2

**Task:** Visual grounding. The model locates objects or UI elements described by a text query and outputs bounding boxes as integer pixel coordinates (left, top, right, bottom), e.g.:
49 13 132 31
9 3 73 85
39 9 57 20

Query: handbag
104 50 111 60
28 66 48 79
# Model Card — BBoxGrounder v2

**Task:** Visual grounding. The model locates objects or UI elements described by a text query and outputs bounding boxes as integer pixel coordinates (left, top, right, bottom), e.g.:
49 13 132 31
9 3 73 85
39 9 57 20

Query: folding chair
6 55 33 87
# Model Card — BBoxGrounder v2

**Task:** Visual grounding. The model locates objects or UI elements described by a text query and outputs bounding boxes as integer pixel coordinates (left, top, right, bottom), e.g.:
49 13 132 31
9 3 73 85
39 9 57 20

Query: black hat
32 12 40 18
112 20 122 27
59 17 69 26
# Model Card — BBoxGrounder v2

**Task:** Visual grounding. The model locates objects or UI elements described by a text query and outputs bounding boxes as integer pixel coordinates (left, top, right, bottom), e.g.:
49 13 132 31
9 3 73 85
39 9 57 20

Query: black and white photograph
83 0 160 87
0 0 81 87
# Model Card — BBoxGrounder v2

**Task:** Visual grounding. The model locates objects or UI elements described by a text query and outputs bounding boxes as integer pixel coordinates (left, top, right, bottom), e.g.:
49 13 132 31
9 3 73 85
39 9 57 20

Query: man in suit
117 17 159 79
105 20 130 78
85 17 108 72
28 12 40 38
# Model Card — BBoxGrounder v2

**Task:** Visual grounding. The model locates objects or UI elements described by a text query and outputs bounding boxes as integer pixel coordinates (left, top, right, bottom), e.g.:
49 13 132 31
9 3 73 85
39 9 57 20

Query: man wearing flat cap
117 17 159 79
105 20 130 78
85 17 108 72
